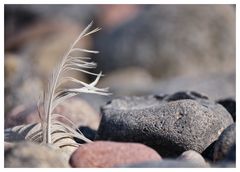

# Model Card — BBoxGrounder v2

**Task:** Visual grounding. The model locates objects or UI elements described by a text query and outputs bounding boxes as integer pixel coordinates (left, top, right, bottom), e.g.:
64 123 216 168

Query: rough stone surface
4 142 70 167
177 150 209 167
217 98 236 122
96 92 233 157
69 141 162 167
213 123 236 162
123 159 208 168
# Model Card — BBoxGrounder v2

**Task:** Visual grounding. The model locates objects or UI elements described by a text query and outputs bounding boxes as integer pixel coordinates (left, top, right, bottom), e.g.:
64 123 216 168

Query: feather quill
5 22 110 153
41 22 107 144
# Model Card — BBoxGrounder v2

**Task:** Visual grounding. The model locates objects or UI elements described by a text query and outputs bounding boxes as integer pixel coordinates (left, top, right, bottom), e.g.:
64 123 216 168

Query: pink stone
70 141 162 168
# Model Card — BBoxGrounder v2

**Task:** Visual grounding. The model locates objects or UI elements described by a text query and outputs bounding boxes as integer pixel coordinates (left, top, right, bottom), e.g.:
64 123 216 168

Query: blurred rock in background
4 4 235 128
4 5 96 120
92 4 235 100
93 5 235 78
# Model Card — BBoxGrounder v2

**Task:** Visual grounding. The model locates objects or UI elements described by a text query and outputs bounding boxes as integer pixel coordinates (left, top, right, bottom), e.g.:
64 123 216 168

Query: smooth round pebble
213 123 236 161
70 141 162 167
177 150 209 167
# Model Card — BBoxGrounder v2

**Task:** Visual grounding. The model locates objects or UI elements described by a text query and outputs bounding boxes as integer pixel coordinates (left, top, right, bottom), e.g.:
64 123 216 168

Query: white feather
4 22 110 154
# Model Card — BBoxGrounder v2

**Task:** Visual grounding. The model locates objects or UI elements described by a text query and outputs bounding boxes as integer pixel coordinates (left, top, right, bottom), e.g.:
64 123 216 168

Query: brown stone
5 141 70 167
70 141 162 167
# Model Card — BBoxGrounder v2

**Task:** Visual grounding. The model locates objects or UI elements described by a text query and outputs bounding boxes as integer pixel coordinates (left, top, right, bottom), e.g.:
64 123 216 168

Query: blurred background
4 4 235 129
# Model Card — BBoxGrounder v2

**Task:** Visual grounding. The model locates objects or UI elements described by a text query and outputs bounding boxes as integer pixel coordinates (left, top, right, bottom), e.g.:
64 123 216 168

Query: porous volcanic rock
96 91 233 157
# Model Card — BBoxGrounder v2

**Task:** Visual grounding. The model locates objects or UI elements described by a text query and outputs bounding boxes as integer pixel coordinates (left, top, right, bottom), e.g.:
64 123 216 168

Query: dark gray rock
201 140 216 161
96 92 233 157
213 123 236 162
225 143 236 162
217 98 235 122
210 144 236 167
122 159 208 168
162 91 208 101
202 123 235 163
94 5 235 78
211 146 236 168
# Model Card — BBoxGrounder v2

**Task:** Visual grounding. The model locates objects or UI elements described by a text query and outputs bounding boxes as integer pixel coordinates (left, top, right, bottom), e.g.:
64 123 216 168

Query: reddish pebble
70 141 162 167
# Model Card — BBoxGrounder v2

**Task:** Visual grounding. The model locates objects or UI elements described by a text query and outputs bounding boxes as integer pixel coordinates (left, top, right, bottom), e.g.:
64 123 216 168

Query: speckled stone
96 92 233 157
